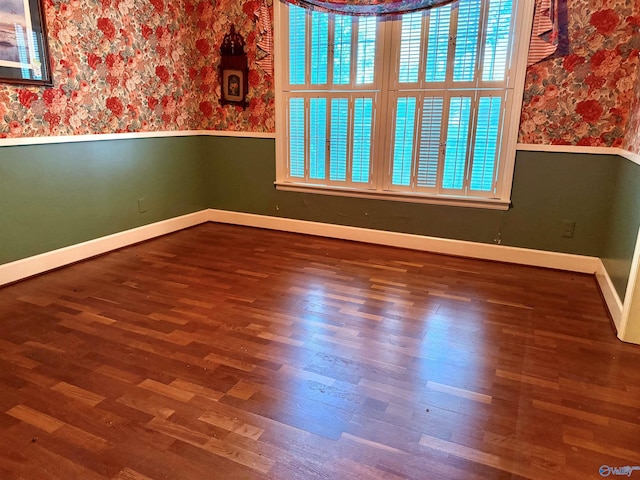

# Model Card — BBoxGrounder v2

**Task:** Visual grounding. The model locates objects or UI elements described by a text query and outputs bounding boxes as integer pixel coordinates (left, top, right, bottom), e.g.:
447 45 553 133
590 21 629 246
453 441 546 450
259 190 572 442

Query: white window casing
274 0 535 210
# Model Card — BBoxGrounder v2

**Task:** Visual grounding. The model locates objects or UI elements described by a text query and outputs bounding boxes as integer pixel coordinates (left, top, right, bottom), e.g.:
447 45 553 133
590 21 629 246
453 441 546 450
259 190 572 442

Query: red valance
282 0 457 16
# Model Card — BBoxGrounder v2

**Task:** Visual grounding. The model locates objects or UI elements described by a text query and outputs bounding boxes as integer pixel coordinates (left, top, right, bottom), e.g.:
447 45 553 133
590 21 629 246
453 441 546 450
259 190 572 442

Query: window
275 0 533 209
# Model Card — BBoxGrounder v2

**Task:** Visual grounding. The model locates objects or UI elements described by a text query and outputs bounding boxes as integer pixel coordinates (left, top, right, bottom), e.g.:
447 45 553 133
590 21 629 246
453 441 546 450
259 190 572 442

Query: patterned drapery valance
282 0 456 16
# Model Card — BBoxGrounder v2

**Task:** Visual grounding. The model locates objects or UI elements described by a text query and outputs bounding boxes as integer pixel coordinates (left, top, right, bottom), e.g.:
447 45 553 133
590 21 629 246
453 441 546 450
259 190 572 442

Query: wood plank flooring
0 223 639 479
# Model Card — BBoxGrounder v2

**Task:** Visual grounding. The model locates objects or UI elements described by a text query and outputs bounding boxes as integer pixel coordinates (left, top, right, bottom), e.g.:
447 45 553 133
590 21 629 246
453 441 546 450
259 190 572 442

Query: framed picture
0 0 52 86
222 69 243 103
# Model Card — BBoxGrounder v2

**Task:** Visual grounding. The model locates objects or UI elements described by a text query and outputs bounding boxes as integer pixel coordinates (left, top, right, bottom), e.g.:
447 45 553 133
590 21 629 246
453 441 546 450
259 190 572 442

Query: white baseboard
207 209 600 274
0 210 210 287
595 259 623 331
0 208 604 301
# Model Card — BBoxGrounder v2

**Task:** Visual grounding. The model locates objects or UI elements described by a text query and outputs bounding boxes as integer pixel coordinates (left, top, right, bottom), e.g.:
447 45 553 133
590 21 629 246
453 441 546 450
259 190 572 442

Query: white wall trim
0 129 275 147
1 208 601 287
617 226 640 341
274 182 511 210
595 259 624 332
618 148 640 167
207 210 600 274
0 210 210 287
517 143 618 155
517 143 640 165
4 135 636 164
1 208 613 319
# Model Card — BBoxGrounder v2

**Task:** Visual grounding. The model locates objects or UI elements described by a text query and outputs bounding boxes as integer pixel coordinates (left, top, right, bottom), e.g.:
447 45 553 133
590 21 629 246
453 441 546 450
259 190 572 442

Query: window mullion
305 9 311 85
419 10 428 89
476 0 490 86
346 94 354 186
477 0 490 87
375 18 394 192
411 95 424 191
304 96 310 181
327 14 335 87
464 91 480 195
350 17 358 88
325 95 332 182
436 90 451 195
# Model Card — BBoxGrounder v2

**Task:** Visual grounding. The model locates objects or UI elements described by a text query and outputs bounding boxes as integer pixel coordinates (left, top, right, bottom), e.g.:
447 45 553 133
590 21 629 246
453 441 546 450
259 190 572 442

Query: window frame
274 0 535 210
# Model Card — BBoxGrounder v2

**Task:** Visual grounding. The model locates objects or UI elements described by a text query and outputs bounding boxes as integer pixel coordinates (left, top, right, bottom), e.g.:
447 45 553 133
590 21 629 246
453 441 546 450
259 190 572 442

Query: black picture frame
221 68 244 104
0 0 52 86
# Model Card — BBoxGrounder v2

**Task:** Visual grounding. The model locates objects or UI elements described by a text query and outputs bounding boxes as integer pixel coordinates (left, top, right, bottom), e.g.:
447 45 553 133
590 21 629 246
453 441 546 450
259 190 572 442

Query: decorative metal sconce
219 25 248 108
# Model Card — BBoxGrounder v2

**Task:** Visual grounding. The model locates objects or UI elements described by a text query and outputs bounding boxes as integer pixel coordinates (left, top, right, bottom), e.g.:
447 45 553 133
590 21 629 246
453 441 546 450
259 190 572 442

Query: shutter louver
353 97 373 183
417 96 444 188
392 97 417 186
453 0 481 82
425 5 451 83
356 17 377 84
309 98 327 179
470 95 502 191
333 16 353 85
482 0 513 82
330 98 349 181
311 12 329 85
289 6 306 85
443 96 471 190
399 12 422 84
289 98 305 177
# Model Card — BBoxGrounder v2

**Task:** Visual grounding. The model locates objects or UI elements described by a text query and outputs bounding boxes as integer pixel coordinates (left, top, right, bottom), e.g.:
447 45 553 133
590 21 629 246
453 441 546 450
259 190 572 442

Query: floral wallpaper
0 0 637 148
0 0 274 137
624 60 640 155
519 0 640 147
189 0 274 132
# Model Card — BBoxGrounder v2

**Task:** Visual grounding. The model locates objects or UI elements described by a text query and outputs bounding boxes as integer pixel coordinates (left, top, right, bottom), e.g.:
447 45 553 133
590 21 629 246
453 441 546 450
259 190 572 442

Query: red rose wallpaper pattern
0 0 274 137
0 0 637 153
519 0 640 150
625 60 640 154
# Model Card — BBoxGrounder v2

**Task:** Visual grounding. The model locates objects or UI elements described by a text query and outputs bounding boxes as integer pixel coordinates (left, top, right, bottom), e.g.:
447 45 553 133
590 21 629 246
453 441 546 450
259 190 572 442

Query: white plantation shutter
288 97 305 178
483 0 512 81
333 16 352 85
453 0 481 82
279 0 525 206
417 96 444 189
330 98 349 181
470 94 504 191
399 12 422 83
289 6 306 85
392 97 417 187
283 7 380 189
311 13 329 85
356 17 377 85
309 98 327 179
425 6 452 83
352 97 373 183
443 96 471 190
387 0 515 197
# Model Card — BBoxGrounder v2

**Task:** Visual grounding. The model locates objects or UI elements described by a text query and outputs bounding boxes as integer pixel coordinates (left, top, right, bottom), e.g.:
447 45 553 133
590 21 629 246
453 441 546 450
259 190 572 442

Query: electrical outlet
138 197 147 213
562 220 575 238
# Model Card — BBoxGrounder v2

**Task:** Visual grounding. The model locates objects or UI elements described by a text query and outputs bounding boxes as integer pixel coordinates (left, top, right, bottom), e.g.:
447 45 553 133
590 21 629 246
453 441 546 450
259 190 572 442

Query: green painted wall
0 136 208 264
204 137 616 257
3 134 636 304
601 156 640 299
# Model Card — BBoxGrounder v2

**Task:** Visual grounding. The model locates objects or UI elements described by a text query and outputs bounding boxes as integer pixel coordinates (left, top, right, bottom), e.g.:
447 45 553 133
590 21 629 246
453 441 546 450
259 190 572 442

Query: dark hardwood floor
0 223 639 479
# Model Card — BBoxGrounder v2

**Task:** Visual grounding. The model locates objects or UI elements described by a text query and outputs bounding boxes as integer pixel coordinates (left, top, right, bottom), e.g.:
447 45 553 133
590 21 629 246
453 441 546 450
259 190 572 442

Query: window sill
274 182 511 210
